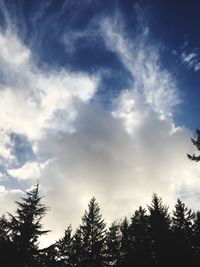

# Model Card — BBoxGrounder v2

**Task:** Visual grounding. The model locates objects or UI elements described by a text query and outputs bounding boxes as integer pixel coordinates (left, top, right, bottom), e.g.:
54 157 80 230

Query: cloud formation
181 50 200 72
0 28 98 164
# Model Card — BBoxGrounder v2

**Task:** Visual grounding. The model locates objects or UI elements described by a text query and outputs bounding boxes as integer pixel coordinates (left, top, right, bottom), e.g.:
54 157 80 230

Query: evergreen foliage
129 207 151 267
105 221 121 267
79 197 106 267
6 183 49 267
188 129 200 161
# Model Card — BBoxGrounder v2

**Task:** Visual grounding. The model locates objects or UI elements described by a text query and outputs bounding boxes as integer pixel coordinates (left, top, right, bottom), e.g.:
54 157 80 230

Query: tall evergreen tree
71 227 84 267
148 194 171 267
187 129 200 161
56 225 73 266
8 183 49 267
105 221 121 267
192 211 200 264
79 197 106 267
172 199 195 266
119 217 131 267
129 207 151 267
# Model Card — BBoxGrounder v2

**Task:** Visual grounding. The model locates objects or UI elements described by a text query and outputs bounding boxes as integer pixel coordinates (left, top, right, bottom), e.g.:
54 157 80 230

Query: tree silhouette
8 183 49 267
129 207 151 267
105 221 121 267
79 197 106 267
71 227 84 267
187 129 200 161
148 194 171 266
193 211 200 263
56 225 73 266
172 199 195 266
1 184 200 267
0 215 18 267
119 217 132 267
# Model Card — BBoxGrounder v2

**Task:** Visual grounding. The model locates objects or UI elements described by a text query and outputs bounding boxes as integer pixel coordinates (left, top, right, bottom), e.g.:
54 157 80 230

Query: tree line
1 183 200 267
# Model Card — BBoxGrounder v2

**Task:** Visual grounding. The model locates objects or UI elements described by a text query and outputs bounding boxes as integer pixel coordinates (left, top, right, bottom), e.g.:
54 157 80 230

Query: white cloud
0 29 98 165
0 186 24 215
0 130 14 161
8 160 50 180
100 17 180 117
181 50 200 72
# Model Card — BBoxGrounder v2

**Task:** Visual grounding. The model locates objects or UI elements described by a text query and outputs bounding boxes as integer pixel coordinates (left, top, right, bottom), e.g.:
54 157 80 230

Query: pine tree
71 227 84 267
148 194 171 266
129 207 151 267
0 215 9 242
0 215 18 267
8 183 49 267
172 199 195 266
56 225 73 266
119 217 131 267
192 211 200 264
79 197 106 267
105 221 121 267
187 129 200 161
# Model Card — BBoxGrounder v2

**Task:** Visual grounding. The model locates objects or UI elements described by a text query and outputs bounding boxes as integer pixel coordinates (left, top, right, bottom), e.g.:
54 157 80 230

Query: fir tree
8 183 49 267
0 215 9 242
119 217 131 267
56 225 73 266
129 207 151 267
80 197 106 267
105 221 121 267
0 215 17 267
193 211 200 263
172 199 195 266
187 129 200 161
71 227 84 267
148 194 171 266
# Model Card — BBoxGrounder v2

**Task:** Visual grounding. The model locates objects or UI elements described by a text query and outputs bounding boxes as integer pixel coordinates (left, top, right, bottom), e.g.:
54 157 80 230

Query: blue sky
4 0 199 129
0 0 200 246
1 0 199 129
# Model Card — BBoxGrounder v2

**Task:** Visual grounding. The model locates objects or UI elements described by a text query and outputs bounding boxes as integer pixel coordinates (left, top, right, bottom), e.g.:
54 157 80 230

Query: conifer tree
148 194 171 266
193 211 200 263
56 225 73 266
79 197 106 267
8 183 49 267
105 221 121 267
172 199 195 266
187 129 200 161
119 217 131 267
0 215 9 242
0 215 17 267
129 207 151 267
71 227 84 267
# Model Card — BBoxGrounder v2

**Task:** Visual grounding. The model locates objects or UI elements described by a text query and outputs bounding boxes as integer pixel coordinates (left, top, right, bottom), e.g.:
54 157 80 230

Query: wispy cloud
181 50 200 71
100 15 180 117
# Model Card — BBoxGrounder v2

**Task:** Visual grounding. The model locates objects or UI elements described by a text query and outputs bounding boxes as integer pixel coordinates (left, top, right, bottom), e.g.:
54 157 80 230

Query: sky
0 0 200 246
